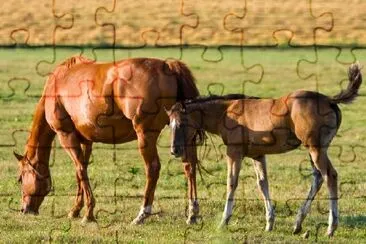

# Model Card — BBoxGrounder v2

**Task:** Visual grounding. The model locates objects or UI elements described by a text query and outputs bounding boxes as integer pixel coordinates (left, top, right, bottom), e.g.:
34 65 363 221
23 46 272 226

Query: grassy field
0 47 366 243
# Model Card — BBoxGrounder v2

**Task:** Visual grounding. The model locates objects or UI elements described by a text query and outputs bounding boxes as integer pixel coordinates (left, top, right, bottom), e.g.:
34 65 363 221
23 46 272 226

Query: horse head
14 151 52 215
165 103 204 159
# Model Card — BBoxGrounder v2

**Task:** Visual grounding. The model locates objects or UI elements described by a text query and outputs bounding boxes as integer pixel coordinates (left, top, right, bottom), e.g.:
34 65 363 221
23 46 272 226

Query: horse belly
245 128 301 156
73 113 137 144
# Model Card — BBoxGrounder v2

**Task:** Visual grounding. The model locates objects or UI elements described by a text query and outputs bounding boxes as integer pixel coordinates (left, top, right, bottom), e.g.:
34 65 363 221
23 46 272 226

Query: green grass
1 47 366 243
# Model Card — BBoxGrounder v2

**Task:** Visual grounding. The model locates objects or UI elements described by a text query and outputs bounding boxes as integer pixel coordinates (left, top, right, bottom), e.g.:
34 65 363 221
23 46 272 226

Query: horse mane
184 93 260 105
45 56 94 85
59 55 94 69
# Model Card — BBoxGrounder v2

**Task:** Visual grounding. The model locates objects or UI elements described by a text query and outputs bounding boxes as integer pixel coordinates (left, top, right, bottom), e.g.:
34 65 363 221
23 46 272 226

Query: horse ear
13 151 24 161
180 102 186 113
163 106 170 115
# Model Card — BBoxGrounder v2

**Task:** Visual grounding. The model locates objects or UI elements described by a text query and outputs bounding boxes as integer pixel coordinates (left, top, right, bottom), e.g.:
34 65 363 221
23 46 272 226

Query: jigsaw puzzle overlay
1 0 366 243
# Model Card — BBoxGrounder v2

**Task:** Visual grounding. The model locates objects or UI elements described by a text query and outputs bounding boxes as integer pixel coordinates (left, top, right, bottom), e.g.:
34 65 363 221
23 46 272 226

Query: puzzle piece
224 0 333 46
1 0 366 243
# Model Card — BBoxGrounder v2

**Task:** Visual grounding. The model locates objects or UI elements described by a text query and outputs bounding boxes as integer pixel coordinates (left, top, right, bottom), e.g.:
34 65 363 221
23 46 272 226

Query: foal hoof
186 215 197 225
265 222 274 232
327 226 337 237
293 225 302 235
218 219 229 229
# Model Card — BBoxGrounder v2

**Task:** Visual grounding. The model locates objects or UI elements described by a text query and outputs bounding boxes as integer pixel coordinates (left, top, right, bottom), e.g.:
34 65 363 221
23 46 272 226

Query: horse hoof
302 230 310 239
81 216 96 226
131 218 144 225
327 227 336 237
186 216 197 225
68 211 80 219
265 223 274 232
293 225 302 235
218 220 228 229
131 215 147 225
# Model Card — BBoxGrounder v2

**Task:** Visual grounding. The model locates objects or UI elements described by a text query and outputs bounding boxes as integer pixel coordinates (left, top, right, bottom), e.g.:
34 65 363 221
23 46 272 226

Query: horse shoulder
104 61 144 120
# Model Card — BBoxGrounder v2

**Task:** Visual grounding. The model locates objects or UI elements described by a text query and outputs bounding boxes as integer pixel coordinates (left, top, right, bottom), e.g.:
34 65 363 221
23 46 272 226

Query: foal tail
331 62 363 104
167 60 200 101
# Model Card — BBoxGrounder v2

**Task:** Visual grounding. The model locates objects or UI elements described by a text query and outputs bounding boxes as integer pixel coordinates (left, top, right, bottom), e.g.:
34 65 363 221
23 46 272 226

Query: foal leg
183 146 199 224
308 147 338 236
293 155 323 234
68 143 93 218
252 155 275 231
219 149 242 227
131 131 161 225
57 132 95 223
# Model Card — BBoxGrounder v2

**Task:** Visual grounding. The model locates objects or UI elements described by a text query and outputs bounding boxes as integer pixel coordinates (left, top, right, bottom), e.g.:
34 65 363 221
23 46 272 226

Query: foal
166 63 362 236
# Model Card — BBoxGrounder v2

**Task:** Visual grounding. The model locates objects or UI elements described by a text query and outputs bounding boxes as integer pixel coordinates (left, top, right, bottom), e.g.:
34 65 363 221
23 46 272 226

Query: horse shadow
341 215 366 228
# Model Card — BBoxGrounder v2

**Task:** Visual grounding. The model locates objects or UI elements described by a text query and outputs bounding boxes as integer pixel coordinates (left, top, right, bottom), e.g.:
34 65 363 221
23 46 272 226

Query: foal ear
175 102 186 112
13 151 24 161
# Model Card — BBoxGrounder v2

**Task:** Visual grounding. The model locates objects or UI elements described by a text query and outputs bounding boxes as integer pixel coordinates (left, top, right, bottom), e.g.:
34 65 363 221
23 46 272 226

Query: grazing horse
166 63 362 236
14 56 200 225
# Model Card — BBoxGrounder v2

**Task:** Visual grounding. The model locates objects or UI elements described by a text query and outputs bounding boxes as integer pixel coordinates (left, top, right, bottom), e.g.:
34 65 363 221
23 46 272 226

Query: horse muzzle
21 195 43 215
21 206 39 215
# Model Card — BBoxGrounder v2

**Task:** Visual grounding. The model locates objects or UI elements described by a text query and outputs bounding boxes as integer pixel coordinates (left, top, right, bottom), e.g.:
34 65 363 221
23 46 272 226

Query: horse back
111 58 177 121
220 98 301 156
43 57 179 142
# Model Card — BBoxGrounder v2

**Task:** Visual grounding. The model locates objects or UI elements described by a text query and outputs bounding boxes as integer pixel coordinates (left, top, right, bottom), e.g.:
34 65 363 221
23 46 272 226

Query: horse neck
188 101 228 135
26 97 55 168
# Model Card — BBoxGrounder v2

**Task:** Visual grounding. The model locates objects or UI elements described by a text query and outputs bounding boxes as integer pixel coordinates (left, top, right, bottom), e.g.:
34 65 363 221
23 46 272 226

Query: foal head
165 103 204 158
14 152 52 215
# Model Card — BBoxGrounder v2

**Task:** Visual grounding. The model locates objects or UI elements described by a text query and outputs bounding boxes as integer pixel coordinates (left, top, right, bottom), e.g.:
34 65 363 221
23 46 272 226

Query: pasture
0 47 366 243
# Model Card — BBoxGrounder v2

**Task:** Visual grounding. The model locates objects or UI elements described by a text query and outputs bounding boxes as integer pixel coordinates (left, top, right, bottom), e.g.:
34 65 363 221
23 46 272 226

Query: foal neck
186 100 228 135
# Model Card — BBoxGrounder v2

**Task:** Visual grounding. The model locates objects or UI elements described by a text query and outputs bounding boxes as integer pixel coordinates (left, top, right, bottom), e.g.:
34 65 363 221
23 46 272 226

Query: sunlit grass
0 47 365 242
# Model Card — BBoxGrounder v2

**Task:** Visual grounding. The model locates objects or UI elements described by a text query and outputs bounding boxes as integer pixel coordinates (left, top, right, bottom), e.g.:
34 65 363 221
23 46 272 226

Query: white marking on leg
253 156 275 231
220 151 241 226
328 200 338 227
223 198 234 221
131 205 153 225
139 205 152 215
170 118 177 129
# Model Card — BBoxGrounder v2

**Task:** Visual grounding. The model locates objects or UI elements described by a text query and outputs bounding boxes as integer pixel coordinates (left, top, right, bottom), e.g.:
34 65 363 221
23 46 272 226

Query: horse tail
331 62 362 104
166 60 200 101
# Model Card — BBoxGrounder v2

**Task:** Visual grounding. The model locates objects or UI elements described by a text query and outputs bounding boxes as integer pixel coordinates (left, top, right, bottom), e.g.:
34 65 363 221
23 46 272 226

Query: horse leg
57 132 95 224
219 149 242 227
293 155 323 234
131 131 160 225
183 146 199 224
68 142 93 218
307 147 338 236
252 155 275 231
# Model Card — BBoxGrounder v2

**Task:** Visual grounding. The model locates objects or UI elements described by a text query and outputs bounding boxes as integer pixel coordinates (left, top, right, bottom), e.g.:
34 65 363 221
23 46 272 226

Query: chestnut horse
166 63 362 236
14 56 200 224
